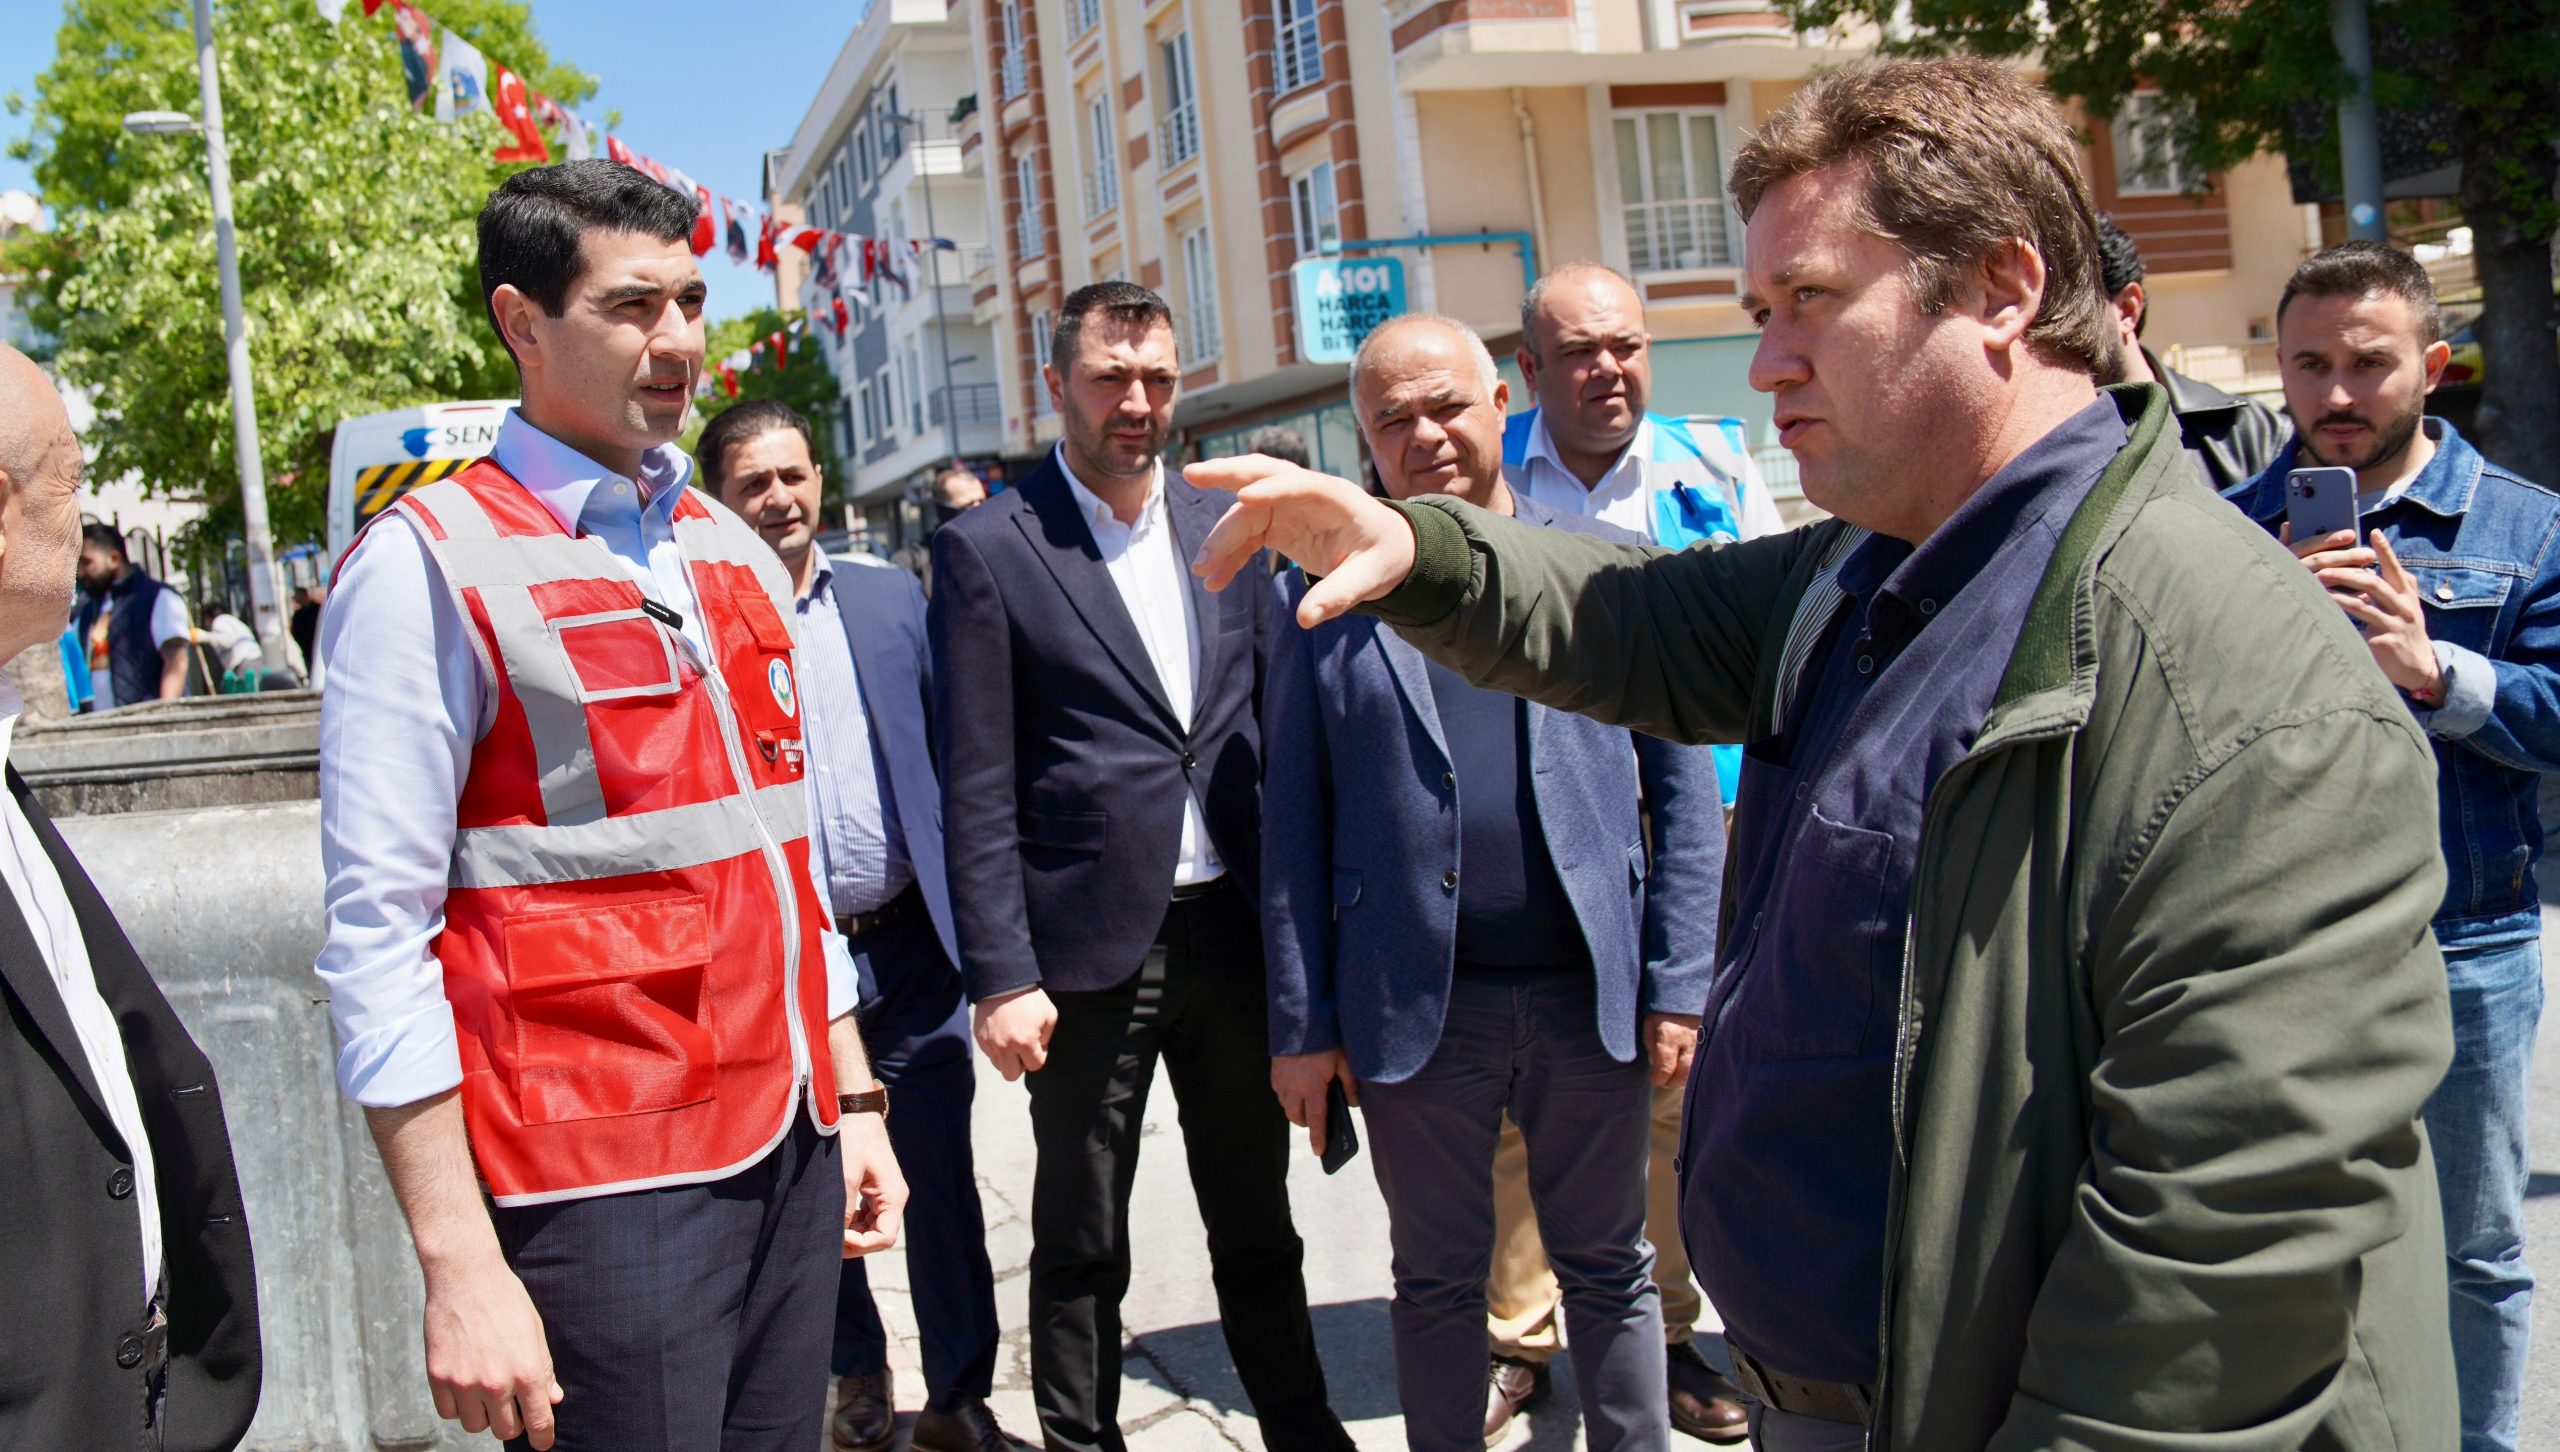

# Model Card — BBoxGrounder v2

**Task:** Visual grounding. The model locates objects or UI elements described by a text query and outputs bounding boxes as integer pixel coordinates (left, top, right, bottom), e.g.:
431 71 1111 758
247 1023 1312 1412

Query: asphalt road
847 912 2560 1451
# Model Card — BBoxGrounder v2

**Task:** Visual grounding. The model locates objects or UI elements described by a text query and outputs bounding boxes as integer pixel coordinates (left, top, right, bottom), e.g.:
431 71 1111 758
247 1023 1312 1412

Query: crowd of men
0 50 2548 1452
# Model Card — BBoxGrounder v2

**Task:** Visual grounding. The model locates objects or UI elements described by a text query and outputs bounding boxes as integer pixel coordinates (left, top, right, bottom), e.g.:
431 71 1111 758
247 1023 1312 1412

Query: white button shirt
1054 447 1224 888
1518 411 1662 537
0 682 161 1305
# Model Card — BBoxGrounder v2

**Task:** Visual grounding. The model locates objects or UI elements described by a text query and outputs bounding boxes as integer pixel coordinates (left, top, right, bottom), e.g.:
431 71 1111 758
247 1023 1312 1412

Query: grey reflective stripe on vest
401 480 610 828
451 781 811 889
1771 525 1870 728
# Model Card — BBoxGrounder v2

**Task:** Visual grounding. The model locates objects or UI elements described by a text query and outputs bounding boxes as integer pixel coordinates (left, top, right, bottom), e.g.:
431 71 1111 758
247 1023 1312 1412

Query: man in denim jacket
2228 240 2554 1452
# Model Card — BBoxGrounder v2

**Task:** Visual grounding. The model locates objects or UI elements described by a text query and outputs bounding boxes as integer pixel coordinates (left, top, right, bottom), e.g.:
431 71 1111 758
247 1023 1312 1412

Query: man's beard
2299 398 2426 476
1065 410 1163 480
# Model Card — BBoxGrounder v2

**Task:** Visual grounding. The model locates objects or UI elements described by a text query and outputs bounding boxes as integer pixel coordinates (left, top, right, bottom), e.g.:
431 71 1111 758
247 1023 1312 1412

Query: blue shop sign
1292 255 1407 364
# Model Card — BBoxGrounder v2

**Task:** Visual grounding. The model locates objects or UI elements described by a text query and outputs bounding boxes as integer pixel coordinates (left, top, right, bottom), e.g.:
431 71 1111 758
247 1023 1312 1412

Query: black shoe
830 1368 896 1452
1483 1355 1552 1443
910 1394 1035 1452
1665 1342 1750 1445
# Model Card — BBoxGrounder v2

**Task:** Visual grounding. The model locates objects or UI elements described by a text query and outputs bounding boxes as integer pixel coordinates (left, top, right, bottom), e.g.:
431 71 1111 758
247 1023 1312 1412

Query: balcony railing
1623 197 1734 273
999 47 1028 100
1082 167 1120 219
1015 204 1046 259
931 382 1003 427
1158 100 1200 170
964 245 1000 279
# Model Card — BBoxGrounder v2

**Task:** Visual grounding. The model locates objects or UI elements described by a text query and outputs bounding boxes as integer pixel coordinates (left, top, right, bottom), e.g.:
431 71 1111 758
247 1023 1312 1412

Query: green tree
685 306 850 507
4 0 593 549
1786 0 2560 482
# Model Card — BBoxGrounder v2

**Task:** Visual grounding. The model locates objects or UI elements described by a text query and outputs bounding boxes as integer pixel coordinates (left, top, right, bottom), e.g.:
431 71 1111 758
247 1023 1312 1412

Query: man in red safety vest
315 159 906 1452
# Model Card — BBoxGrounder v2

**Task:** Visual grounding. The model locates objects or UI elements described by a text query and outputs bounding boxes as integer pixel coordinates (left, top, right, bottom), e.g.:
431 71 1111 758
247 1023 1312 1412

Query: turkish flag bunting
769 330 789 369
787 227 824 254
490 65 550 163
755 214 779 273
725 199 750 265
720 366 738 398
607 134 635 166
833 296 851 333
689 187 717 256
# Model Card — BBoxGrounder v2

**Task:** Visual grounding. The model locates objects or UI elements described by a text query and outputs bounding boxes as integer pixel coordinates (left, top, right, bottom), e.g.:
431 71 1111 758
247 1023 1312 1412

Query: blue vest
75 569 169 710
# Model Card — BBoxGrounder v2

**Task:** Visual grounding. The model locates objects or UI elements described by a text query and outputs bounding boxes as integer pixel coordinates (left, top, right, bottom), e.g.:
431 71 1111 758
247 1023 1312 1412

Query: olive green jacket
1368 385 2457 1450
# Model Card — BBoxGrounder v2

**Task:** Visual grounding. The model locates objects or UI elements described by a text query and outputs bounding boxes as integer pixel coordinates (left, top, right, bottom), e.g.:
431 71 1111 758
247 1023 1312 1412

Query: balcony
1082 168 1121 221
930 382 1003 428
1157 100 1200 171
964 245 1000 282
1623 197 1734 274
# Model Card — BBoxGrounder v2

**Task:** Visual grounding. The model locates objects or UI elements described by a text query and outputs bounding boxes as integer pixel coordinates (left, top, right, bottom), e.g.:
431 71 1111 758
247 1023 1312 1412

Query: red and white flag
490 65 550 163
689 186 717 257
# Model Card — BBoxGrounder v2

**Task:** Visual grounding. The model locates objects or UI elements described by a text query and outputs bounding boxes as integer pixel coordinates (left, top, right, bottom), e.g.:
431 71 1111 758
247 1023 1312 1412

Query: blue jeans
1361 968 1665 1452
2425 933 2544 1452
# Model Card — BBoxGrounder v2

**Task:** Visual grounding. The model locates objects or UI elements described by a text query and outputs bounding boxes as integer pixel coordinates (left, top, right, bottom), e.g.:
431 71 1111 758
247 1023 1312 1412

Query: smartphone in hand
1320 1078 1360 1175
2286 466 2363 545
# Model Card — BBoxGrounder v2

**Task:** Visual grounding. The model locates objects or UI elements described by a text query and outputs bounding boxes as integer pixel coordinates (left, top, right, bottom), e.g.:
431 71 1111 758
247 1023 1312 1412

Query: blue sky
2 0 859 320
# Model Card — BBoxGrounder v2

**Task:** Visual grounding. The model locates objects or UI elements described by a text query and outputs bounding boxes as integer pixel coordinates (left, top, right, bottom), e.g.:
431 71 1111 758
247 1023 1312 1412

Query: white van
325 399 515 565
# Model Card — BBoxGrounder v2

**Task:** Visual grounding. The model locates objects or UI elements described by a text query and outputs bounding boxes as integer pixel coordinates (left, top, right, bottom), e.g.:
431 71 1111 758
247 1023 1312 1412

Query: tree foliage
684 306 850 508
4 0 593 548
1787 0 2560 480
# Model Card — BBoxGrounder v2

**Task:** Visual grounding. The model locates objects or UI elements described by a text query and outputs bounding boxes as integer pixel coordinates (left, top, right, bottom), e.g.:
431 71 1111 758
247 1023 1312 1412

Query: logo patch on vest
769 659 798 718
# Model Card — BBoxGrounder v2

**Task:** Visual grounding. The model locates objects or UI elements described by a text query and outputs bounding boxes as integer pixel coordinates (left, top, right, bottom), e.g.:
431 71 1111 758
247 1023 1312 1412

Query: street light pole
189 0 288 672
2331 0 2388 242
909 110 965 467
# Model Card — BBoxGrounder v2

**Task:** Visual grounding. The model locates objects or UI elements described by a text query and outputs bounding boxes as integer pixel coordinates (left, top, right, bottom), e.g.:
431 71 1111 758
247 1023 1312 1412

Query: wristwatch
838 1086 891 1120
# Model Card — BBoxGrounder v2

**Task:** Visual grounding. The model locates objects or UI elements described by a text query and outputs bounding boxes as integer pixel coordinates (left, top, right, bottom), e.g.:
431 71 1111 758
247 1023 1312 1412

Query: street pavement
848 911 2560 1452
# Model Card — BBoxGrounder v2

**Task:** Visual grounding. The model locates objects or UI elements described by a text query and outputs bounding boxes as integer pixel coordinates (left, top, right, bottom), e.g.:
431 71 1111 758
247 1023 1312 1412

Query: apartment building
768 0 1007 547
831 0 2329 495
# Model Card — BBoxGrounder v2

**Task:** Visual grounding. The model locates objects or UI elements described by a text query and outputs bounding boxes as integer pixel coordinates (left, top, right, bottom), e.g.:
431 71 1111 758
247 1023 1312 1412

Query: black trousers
495 1116 843 1452
1025 881 1353 1452
833 902 1001 1403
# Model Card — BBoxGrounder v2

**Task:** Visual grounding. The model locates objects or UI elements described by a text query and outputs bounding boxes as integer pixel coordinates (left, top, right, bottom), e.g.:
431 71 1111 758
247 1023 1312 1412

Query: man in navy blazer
1263 316 1722 1452
703 401 1024 1452
929 282 1353 1452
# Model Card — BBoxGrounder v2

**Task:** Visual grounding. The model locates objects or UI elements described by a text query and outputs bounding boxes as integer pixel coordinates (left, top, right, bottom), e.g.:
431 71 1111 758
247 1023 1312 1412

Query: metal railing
1623 197 1734 273
1000 47 1028 100
964 245 999 279
1016 202 1046 259
2163 340 2284 401
931 382 1003 426
1083 167 1120 219
1158 100 1200 170
1276 13 1322 94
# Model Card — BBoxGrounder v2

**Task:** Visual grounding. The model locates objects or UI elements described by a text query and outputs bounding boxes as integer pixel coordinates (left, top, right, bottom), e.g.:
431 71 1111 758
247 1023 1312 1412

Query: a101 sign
1292 255 1408 364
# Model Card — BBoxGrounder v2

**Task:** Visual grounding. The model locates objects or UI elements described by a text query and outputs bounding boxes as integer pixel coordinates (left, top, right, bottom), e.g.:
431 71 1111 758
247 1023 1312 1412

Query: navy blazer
1260 496 1723 1085
929 451 1266 1000
821 555 959 971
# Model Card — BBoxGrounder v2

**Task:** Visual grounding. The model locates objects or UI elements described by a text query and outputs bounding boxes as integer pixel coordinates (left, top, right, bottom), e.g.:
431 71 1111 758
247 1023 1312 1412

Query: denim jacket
2228 418 2560 943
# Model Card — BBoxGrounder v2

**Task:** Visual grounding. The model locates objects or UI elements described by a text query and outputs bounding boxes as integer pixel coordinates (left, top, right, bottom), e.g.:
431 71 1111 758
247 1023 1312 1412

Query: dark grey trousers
1361 968 1666 1452
494 1116 844 1452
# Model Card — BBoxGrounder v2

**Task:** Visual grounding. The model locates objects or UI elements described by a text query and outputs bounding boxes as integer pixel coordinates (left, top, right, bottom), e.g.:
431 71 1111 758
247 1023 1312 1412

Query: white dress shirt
1054 447 1224 888
316 410 858 1109
793 555 912 917
0 681 161 1304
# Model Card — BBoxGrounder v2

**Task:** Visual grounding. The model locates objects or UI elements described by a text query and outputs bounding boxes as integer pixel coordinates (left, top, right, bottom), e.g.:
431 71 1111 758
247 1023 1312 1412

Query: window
877 85 904 162
906 342 927 436
1085 94 1120 217
1158 32 1200 169
856 379 875 445
1068 0 1101 39
856 122 877 188
1288 161 1338 258
1015 154 1045 258
1000 4 1028 98
1612 109 1730 271
1274 0 1322 95
2112 93 2197 196
878 365 897 441
1180 224 1221 362
1030 310 1056 415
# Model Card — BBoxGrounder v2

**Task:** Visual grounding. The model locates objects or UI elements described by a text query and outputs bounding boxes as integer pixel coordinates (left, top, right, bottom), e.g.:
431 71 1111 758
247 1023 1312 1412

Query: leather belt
1169 877 1229 904
836 884 918 939
1726 1345 1872 1427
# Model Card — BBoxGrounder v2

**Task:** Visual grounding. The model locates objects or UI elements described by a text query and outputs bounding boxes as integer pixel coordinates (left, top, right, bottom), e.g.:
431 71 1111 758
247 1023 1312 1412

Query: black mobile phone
1320 1078 1360 1175
2286 466 2364 544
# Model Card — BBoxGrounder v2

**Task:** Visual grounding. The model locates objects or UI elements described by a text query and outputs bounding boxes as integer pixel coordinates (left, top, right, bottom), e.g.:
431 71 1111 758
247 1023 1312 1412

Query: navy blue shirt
1426 659 1585 969
1684 396 2126 1384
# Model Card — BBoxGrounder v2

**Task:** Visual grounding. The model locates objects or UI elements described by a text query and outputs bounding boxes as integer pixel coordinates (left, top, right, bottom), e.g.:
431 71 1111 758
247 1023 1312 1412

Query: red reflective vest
390 460 836 1206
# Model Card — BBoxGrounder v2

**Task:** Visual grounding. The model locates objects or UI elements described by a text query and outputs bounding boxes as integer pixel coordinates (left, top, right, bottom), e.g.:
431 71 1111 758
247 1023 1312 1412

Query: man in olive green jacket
1191 58 2455 1452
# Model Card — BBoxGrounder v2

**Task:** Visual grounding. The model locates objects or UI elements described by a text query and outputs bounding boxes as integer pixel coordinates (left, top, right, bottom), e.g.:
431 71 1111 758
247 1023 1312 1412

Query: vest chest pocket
549 610 684 703
2407 562 2515 654
499 894 717 1124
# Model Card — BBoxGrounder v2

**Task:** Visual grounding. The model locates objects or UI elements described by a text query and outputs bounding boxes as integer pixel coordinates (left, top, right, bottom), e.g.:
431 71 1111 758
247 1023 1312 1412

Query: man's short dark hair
477 160 700 360
695 398 815 489
933 465 981 504
1050 281 1174 370
2095 214 2146 336
1243 426 1310 468
2279 240 2442 346
81 521 125 558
